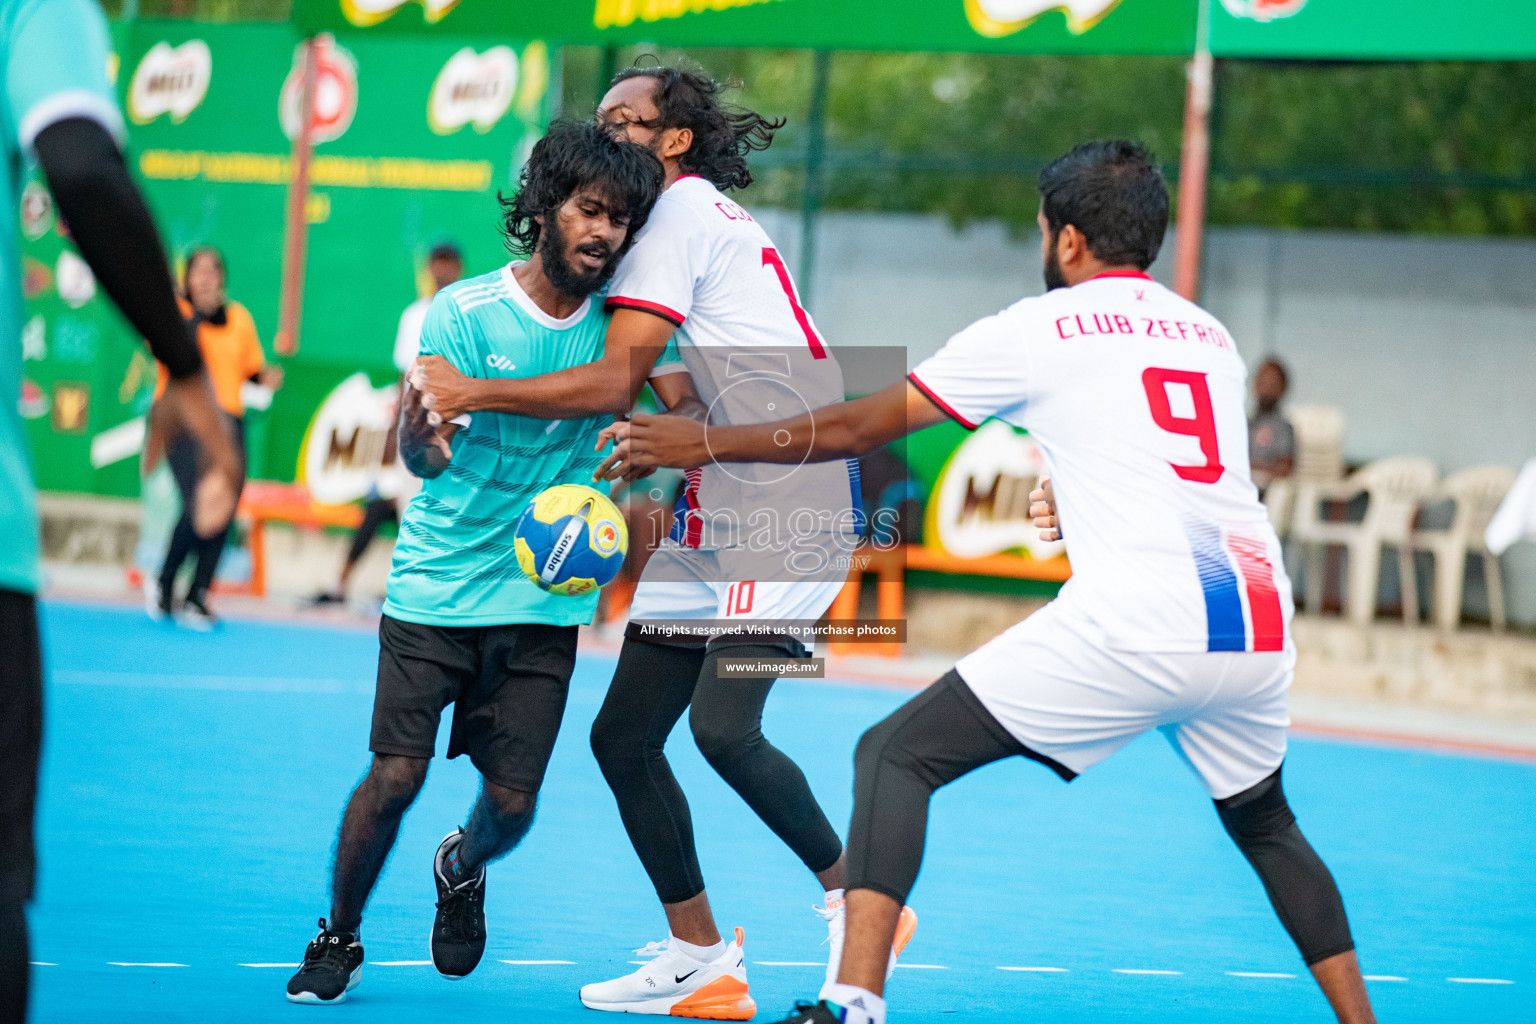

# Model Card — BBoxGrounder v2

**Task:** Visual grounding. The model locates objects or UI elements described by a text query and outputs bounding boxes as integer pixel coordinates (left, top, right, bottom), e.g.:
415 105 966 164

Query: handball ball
514 484 628 596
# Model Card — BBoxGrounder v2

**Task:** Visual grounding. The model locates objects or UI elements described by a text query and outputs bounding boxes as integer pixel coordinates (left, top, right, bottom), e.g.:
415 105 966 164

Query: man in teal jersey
2 2 239 1020
286 121 700 1005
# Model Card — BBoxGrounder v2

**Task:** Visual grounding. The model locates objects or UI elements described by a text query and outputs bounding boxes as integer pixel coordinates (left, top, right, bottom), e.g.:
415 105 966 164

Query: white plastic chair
1263 404 1346 538
1410 465 1516 631
1291 456 1438 625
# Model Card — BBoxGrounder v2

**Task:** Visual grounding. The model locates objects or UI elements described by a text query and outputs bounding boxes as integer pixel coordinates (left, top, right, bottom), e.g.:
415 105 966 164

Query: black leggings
589 638 844 905
346 497 398 567
847 670 1355 966
159 415 246 602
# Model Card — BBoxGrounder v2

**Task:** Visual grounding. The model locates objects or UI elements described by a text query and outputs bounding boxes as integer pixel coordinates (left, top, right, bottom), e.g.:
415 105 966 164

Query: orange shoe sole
669 975 757 1021
893 906 919 957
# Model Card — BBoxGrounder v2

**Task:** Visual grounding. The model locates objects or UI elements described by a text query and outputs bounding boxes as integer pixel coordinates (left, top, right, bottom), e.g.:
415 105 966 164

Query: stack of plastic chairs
1409 466 1517 631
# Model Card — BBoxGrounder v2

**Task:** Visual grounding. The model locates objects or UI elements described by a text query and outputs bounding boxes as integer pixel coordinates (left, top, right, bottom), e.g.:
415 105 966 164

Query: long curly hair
499 119 664 258
610 62 783 192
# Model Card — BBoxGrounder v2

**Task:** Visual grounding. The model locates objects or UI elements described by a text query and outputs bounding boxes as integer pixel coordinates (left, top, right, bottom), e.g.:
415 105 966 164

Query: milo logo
127 40 212 124
965 0 1123 37
429 47 517 135
341 0 460 26
1220 0 1307 21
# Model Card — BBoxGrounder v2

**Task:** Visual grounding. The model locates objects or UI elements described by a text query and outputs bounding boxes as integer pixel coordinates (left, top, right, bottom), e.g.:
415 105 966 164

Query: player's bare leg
662 891 723 946
815 852 847 891
1310 950 1378 1024
831 889 901 996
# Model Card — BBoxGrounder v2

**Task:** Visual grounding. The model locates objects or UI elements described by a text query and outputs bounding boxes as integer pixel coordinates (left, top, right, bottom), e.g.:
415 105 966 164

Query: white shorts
956 598 1292 800
627 537 849 631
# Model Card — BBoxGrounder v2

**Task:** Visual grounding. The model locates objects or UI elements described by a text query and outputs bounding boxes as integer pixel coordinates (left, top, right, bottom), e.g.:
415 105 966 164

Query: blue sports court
28 601 1535 1023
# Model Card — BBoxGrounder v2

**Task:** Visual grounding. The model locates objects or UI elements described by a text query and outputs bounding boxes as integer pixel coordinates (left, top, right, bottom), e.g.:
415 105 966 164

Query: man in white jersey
411 65 913 1019
622 141 1379 1024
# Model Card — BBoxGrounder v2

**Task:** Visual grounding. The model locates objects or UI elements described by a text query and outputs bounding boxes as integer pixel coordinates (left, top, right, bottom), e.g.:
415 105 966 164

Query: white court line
109 963 187 967
1448 978 1513 985
893 963 948 970
755 962 826 967
52 670 370 695
997 966 1068 973
499 960 576 965
240 963 300 968
1227 972 1296 979
1113 969 1182 975
29 962 57 967
370 960 433 966
1364 976 1408 982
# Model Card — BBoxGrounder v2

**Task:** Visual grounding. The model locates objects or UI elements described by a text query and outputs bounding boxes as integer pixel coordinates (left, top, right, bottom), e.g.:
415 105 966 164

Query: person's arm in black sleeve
33 117 201 377
32 116 240 537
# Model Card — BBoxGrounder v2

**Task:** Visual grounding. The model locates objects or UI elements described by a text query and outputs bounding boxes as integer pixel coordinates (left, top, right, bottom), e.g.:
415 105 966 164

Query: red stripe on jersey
907 372 979 430
1227 533 1285 652
606 296 686 327
1090 270 1154 281
682 467 704 549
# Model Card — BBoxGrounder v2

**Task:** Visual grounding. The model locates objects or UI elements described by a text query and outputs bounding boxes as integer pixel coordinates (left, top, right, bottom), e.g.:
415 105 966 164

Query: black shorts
371 616 577 792
0 590 42 904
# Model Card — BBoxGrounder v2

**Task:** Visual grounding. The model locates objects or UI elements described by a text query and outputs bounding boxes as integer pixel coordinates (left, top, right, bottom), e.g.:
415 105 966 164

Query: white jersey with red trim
909 272 1291 654
607 175 861 550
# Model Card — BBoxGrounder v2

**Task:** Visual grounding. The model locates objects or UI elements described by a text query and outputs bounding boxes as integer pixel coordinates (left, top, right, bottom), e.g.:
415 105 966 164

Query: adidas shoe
579 927 756 1020
286 918 363 1004
768 1001 842 1024
431 829 487 978
817 900 917 998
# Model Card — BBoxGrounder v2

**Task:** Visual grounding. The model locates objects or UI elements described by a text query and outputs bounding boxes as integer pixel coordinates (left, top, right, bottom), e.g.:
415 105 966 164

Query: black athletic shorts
0 590 42 904
371 615 577 792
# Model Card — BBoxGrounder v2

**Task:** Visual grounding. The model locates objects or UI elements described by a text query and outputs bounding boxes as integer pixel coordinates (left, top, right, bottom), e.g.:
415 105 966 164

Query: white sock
823 888 845 908
669 933 726 964
823 983 885 1024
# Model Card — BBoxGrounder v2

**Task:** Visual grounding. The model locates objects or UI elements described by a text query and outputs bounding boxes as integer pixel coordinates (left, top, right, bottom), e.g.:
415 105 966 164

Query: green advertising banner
20 19 550 496
1210 0 1536 60
295 0 1197 56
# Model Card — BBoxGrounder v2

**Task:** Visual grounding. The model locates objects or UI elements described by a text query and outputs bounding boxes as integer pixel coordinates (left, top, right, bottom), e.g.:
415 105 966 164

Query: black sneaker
286 918 363 1004
431 829 486 978
771 1000 844 1024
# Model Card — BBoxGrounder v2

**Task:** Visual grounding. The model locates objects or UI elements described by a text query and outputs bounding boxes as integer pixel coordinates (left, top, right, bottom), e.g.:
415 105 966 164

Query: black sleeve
32 117 203 379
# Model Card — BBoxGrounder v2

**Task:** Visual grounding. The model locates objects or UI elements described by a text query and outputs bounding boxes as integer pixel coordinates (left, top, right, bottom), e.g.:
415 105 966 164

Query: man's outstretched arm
412 308 673 421
625 380 950 470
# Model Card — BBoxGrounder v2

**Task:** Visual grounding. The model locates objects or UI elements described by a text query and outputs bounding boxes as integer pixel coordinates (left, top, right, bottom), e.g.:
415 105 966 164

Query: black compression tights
589 639 844 905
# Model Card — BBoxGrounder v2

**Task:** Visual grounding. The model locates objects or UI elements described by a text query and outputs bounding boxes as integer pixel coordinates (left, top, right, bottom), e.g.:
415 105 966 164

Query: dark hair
1037 140 1169 270
499 120 664 258
428 241 462 262
181 244 224 295
610 62 783 192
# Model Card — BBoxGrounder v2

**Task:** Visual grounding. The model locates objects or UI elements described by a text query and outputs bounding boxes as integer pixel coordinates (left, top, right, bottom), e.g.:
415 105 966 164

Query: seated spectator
1249 357 1295 492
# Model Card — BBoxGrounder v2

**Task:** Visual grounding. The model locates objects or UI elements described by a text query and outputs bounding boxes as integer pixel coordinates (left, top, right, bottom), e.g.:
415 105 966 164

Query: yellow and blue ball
513 484 628 596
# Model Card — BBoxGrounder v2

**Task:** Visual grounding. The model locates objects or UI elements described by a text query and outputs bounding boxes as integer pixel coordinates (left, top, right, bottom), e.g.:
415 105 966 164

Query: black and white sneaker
771 1000 844 1024
431 829 486 978
286 918 363 1004
144 577 172 622
175 595 219 631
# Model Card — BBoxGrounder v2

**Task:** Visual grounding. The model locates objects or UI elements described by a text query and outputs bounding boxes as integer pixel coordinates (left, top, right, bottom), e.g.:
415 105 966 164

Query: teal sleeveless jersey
384 265 617 627
0 0 124 593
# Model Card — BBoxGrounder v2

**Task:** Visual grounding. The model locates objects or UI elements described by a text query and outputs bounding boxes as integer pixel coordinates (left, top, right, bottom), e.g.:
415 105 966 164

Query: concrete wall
754 207 1536 624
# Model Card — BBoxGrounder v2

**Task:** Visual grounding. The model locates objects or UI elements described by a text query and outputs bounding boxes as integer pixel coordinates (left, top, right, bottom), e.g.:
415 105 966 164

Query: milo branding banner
19 19 550 497
1211 0 1536 60
296 0 1197 55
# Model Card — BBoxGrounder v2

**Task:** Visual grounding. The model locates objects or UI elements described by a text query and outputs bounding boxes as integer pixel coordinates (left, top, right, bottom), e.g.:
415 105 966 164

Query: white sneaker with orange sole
816 899 918 999
579 927 756 1020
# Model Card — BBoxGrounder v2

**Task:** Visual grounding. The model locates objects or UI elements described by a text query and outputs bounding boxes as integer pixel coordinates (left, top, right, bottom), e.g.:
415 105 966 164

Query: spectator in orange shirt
148 246 283 628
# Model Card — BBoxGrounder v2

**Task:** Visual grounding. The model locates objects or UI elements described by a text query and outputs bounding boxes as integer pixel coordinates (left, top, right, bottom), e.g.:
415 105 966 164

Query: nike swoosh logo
674 970 698 984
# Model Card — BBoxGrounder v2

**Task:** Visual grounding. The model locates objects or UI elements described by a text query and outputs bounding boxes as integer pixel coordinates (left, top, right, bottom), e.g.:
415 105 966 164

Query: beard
1042 233 1068 291
539 212 621 299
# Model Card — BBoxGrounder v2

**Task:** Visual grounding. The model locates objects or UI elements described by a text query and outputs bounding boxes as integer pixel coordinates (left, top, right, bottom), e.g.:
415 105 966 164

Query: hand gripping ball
513 484 629 596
